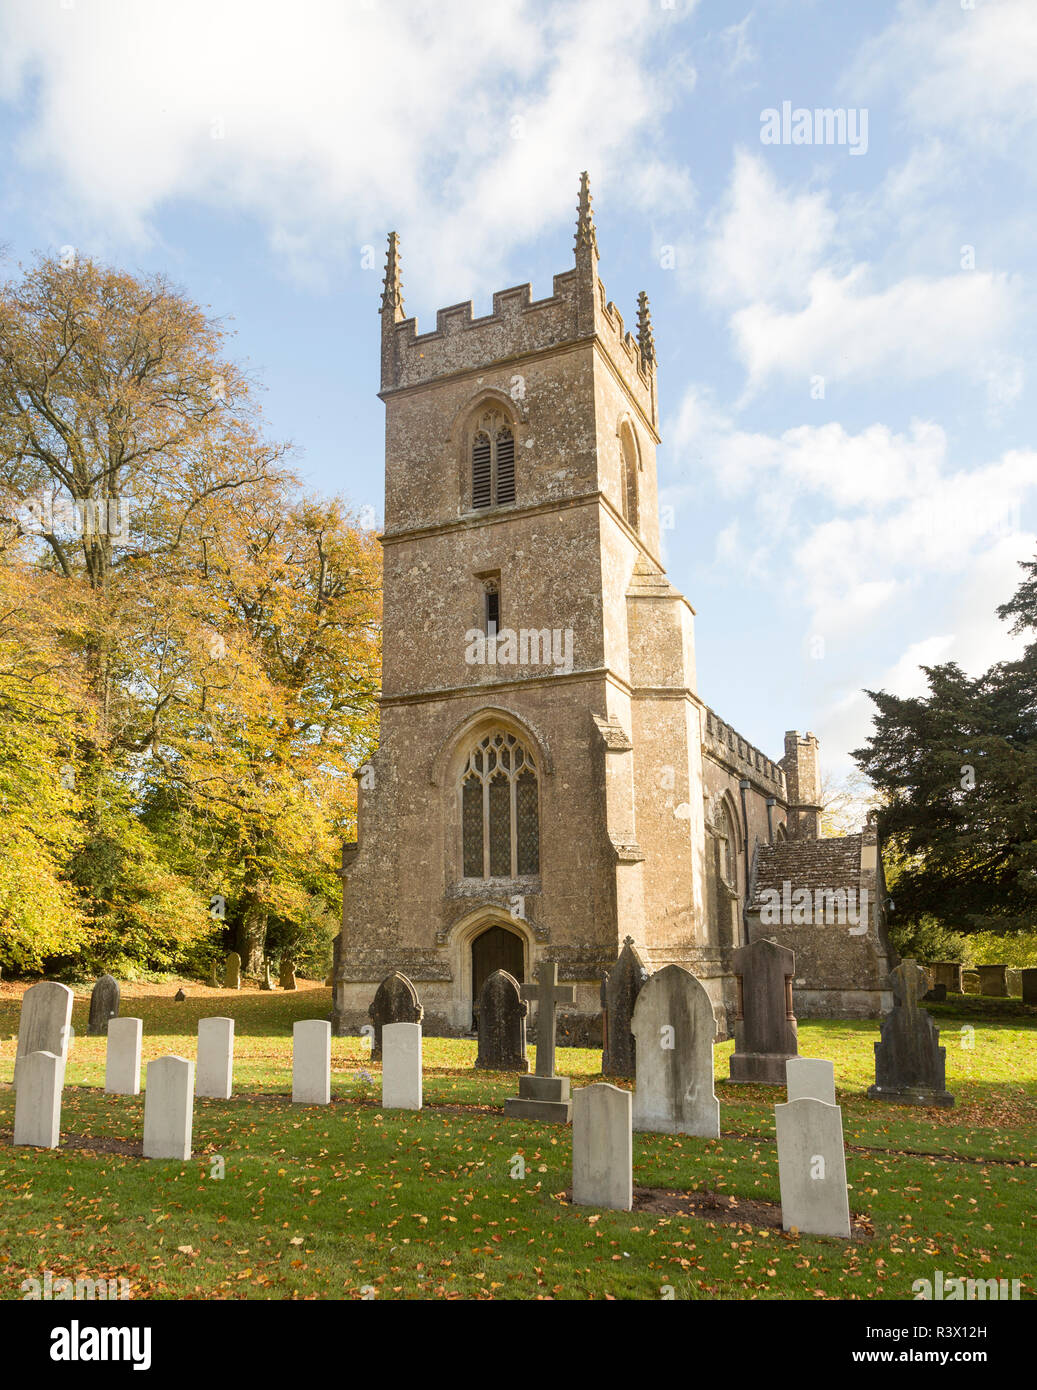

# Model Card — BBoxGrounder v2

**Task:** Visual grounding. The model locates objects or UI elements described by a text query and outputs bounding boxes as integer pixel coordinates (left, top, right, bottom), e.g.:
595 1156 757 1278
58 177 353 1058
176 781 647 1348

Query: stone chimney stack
780 730 822 839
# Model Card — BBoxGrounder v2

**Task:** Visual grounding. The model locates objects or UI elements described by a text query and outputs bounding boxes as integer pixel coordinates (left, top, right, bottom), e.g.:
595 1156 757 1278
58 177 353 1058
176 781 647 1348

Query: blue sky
1 0 1035 783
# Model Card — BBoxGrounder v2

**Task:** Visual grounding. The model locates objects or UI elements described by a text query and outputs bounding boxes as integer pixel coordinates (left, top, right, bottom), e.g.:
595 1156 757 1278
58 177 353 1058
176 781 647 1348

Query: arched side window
461 731 539 878
719 799 739 888
619 422 639 531
471 408 516 510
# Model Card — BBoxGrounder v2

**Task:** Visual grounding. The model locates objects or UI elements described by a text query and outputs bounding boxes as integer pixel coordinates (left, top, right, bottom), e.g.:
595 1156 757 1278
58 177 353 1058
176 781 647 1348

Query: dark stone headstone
87 974 120 1036
867 958 954 1108
209 961 220 989
932 962 963 993
475 970 529 1072
280 957 297 990
977 965 1008 997
1022 968 1037 1005
174 988 186 1002
923 982 947 1003
601 937 647 1079
369 971 423 1061
728 937 798 1085
224 951 241 989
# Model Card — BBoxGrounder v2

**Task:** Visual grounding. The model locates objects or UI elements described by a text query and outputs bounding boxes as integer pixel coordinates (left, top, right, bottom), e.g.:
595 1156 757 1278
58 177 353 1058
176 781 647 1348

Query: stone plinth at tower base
504 1074 572 1124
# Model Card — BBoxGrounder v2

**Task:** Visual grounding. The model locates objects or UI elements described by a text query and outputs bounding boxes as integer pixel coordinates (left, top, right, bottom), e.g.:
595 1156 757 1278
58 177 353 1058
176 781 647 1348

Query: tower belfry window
471 411 516 509
472 432 492 508
495 428 515 504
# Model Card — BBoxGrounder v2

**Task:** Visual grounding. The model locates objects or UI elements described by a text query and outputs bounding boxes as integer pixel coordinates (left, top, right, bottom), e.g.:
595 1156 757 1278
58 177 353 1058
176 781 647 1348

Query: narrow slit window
485 585 500 635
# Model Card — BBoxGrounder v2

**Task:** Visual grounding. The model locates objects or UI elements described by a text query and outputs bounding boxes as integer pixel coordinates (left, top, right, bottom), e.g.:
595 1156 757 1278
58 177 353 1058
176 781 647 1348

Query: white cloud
0 0 696 298
717 15 757 76
667 388 1037 637
669 395 946 506
699 150 838 306
851 0 1037 161
731 264 1020 395
817 535 1035 769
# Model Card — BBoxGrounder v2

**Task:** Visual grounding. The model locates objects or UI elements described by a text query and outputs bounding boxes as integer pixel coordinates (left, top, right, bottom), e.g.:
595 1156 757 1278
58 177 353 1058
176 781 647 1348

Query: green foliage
857 555 1037 935
965 930 1037 968
63 796 218 977
888 913 969 964
0 252 380 977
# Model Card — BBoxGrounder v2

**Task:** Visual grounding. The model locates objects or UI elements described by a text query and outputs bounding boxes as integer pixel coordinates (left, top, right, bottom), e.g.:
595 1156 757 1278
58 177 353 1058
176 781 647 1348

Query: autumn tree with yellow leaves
0 252 380 977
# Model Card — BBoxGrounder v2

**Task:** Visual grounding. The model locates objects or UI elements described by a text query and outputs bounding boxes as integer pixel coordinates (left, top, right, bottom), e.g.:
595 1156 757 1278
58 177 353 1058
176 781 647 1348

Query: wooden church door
471 925 524 1026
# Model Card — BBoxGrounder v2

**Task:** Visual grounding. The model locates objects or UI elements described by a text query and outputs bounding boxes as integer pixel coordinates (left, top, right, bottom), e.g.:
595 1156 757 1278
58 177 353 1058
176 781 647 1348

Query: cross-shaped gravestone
521 960 574 1078
504 960 575 1124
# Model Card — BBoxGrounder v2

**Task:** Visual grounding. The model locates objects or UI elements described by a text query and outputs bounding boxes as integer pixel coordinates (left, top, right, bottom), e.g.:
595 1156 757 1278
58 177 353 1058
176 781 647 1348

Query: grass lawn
0 979 1034 1301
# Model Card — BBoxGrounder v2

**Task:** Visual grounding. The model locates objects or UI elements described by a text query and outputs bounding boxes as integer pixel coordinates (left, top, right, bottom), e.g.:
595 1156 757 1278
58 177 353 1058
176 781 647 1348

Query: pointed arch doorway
471 924 525 1028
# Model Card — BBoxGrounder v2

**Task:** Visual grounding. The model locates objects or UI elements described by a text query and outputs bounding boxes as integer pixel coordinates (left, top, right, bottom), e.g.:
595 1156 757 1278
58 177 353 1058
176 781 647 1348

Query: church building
330 175 894 1040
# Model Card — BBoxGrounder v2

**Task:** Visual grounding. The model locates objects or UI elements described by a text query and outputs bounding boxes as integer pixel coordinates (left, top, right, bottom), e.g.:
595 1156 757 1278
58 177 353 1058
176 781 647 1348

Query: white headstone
196 1017 234 1099
105 1017 143 1096
292 1020 331 1104
381 1022 422 1110
143 1055 194 1160
14 981 73 1090
786 1056 836 1105
631 964 720 1137
572 1083 632 1211
13 1050 62 1149
774 1096 851 1239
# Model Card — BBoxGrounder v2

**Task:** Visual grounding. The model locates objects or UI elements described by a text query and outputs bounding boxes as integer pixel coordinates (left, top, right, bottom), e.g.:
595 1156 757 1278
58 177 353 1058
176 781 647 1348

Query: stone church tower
331 175 889 1039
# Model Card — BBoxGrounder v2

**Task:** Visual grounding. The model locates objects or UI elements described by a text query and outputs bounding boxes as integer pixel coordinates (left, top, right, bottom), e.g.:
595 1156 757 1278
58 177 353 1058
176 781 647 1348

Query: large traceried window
461 731 539 878
471 409 516 509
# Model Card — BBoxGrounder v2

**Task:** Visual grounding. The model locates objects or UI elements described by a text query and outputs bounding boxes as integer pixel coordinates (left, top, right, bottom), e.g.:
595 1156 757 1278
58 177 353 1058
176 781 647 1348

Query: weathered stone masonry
331 175 887 1040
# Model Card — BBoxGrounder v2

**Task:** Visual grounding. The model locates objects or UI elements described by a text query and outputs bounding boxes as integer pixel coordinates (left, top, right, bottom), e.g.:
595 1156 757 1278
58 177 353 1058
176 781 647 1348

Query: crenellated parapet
702 706 788 798
378 174 656 426
380 269 581 393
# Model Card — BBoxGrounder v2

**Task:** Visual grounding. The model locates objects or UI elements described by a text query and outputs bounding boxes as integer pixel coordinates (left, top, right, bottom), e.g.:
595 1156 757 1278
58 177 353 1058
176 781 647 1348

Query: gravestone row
9 950 957 1237
219 953 298 991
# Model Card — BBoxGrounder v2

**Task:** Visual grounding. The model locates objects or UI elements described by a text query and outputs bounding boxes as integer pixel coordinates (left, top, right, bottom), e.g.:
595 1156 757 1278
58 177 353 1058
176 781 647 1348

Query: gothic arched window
719 800 738 888
461 731 539 878
620 422 639 531
471 409 516 509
